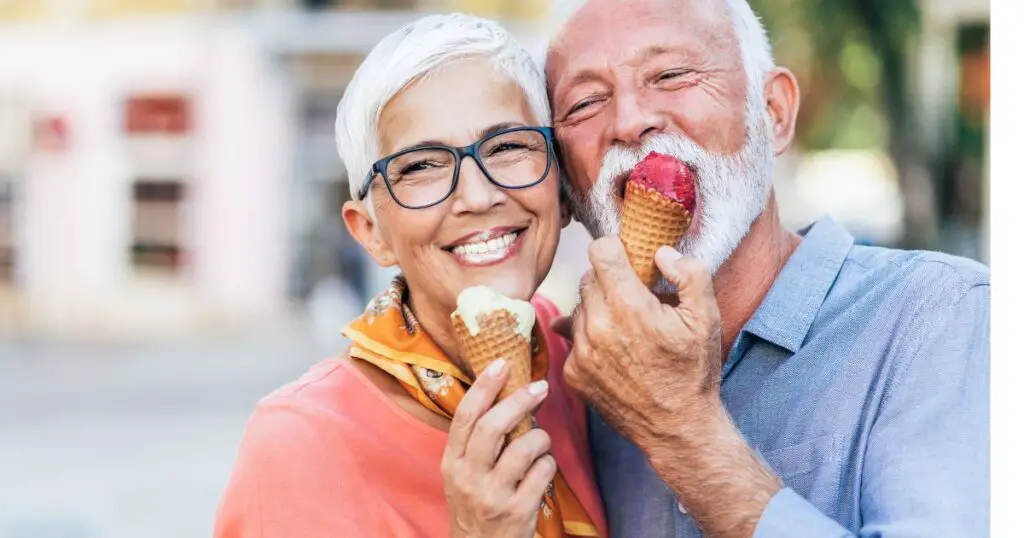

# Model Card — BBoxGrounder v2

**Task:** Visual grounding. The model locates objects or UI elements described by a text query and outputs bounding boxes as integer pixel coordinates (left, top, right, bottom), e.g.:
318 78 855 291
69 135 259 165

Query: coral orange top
214 296 607 538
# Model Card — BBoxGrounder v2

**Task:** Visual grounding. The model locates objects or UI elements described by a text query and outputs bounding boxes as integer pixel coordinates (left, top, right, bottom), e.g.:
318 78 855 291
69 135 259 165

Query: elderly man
545 0 989 536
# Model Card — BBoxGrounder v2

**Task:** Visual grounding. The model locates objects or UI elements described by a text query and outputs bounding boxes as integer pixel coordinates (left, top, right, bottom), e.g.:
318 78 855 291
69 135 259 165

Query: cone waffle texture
452 309 534 439
620 180 694 288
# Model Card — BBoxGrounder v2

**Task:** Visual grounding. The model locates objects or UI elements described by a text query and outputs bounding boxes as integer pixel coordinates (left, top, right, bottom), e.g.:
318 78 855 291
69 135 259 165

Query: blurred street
0 333 337 538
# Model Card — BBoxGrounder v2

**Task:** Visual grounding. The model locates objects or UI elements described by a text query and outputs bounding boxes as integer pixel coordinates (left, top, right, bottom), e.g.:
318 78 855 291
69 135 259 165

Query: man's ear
762 67 801 156
342 200 398 268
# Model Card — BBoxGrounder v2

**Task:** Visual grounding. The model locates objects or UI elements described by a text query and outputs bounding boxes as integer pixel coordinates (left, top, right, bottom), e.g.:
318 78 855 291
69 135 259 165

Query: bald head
547 0 773 91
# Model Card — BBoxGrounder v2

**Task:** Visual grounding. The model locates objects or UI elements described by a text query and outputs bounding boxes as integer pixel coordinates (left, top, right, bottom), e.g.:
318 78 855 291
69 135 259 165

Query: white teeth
450 231 520 261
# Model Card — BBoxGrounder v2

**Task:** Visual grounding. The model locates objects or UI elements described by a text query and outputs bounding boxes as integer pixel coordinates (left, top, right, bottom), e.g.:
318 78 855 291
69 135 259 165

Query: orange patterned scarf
342 277 600 538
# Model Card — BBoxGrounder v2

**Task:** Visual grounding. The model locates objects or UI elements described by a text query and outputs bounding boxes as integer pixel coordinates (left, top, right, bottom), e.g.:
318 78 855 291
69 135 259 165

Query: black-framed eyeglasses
358 126 556 210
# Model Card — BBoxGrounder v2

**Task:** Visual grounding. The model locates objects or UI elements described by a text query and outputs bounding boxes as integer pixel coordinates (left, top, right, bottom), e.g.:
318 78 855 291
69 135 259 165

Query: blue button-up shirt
588 216 990 537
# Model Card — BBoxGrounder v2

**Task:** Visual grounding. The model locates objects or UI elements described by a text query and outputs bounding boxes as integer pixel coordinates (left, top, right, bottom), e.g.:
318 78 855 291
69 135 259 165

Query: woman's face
348 58 566 316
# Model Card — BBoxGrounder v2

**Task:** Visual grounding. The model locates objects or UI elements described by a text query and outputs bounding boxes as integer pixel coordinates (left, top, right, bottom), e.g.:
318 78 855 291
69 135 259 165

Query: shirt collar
739 215 855 354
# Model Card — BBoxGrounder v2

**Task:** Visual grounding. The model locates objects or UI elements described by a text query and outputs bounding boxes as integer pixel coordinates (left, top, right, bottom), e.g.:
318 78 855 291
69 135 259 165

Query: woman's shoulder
224 353 383 495
252 350 396 427
216 353 385 538
258 354 352 411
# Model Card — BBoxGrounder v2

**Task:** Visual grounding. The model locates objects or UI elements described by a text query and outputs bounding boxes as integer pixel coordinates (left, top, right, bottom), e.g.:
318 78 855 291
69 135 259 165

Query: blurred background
0 0 988 537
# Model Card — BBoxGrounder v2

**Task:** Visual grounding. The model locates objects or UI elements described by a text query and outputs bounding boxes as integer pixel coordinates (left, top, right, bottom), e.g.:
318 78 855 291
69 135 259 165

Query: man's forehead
548 0 724 58
546 0 727 78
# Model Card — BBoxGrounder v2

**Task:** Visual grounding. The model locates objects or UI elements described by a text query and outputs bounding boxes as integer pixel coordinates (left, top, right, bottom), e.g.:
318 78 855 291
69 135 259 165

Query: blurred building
916 0 990 262
0 0 553 339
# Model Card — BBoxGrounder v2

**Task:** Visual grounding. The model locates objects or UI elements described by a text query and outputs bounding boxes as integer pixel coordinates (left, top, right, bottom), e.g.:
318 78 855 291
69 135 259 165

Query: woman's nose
450 158 507 214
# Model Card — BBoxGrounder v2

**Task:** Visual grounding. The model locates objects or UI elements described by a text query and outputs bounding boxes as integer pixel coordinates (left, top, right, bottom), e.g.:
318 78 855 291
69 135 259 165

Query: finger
578 269 601 314
551 315 574 342
654 246 715 306
447 359 508 458
464 381 549 468
515 454 558 510
571 298 590 352
491 429 552 484
589 237 649 302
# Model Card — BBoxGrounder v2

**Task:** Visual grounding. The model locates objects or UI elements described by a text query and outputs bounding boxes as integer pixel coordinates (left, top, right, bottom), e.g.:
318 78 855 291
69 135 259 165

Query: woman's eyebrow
478 121 525 139
395 140 448 153
392 122 527 155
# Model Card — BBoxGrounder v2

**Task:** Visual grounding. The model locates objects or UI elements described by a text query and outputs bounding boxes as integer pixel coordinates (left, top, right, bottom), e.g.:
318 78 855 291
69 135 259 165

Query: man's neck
711 194 800 355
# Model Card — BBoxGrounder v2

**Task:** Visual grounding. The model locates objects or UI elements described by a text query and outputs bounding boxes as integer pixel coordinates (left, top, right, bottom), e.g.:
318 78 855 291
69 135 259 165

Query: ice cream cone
452 310 535 439
620 180 693 288
619 152 696 289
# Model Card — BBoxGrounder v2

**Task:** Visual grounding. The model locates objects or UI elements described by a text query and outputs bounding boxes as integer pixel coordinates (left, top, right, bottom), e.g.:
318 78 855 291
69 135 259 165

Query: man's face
547 0 775 277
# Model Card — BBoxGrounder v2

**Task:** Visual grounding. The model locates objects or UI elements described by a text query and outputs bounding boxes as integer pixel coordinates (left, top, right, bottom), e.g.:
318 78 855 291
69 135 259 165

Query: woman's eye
489 142 529 154
401 161 439 174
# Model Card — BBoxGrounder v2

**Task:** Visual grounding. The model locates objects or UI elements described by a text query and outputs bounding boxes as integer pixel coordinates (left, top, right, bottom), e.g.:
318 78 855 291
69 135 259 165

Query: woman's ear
342 200 398 268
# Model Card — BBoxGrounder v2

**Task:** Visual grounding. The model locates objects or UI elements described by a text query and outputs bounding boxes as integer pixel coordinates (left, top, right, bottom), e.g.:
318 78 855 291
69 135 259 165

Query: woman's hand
441 359 555 538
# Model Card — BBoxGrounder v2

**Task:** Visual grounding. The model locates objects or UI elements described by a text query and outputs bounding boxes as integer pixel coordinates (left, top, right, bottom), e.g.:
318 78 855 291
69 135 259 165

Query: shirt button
677 502 687 515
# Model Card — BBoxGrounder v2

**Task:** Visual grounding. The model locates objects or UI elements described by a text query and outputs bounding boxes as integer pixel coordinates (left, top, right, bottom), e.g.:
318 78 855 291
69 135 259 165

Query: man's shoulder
842 244 989 302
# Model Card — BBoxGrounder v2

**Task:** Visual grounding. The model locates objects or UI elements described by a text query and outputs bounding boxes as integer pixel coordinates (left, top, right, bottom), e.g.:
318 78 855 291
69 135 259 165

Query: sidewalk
0 333 342 538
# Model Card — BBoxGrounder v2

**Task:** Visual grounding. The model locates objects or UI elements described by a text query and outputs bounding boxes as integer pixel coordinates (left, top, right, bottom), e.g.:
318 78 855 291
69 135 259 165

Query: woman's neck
405 290 472 376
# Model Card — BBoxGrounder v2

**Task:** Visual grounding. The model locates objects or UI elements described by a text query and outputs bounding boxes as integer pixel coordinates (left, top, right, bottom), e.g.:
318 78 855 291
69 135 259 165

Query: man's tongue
629 151 697 212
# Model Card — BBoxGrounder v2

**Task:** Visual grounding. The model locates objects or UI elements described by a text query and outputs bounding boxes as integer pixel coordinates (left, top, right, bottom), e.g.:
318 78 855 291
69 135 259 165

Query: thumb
654 246 715 304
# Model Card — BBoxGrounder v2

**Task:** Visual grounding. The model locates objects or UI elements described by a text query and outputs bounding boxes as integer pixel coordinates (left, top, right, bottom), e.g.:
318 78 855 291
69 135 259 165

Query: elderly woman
214 13 607 538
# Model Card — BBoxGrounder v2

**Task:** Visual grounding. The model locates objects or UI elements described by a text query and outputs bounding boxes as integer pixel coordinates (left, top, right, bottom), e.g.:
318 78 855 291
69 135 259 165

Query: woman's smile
442 225 529 267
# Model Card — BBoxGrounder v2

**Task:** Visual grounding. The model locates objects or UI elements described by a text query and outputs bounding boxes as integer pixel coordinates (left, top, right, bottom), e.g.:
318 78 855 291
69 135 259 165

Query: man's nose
611 90 665 146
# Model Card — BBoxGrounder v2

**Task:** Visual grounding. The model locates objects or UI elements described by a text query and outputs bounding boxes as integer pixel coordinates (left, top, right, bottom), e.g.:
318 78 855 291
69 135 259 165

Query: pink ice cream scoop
628 151 697 212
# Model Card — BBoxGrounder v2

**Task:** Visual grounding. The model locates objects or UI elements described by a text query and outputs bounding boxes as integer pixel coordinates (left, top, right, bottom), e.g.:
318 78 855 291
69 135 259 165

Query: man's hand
565 237 782 537
565 238 723 452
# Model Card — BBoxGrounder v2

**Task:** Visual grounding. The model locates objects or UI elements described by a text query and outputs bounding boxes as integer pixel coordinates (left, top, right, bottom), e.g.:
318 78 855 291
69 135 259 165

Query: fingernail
528 380 549 395
656 246 683 264
485 359 507 378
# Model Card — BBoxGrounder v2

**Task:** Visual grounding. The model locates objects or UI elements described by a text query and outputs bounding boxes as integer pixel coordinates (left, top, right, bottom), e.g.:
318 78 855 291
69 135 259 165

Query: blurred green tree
750 0 940 249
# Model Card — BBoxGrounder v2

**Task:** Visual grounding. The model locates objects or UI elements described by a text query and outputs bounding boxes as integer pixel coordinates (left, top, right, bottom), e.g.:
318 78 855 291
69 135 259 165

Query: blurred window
0 176 14 283
123 95 192 274
131 181 186 271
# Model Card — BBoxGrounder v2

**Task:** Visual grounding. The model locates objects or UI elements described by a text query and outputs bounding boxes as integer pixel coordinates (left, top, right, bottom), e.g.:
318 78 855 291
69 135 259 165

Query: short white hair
336 13 551 208
548 0 776 88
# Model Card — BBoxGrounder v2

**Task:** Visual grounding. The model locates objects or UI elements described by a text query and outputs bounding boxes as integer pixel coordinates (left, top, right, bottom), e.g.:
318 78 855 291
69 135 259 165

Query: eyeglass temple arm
358 169 375 200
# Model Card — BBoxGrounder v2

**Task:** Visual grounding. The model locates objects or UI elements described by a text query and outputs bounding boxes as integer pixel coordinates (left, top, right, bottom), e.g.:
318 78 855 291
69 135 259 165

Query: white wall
0 18 292 338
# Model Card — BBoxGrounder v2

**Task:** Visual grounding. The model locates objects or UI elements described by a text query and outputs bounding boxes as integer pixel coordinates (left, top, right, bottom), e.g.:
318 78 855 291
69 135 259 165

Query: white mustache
595 134 718 196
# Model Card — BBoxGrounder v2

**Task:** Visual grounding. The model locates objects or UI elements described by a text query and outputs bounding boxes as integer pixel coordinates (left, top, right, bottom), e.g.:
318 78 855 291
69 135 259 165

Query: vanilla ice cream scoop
454 286 536 339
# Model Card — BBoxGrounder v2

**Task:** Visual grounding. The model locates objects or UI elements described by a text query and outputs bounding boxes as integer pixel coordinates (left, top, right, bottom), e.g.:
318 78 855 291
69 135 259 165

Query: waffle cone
452 310 534 439
620 181 693 288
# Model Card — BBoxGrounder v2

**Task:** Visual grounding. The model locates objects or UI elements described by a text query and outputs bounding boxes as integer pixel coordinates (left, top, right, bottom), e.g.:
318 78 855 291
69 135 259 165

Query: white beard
566 88 776 291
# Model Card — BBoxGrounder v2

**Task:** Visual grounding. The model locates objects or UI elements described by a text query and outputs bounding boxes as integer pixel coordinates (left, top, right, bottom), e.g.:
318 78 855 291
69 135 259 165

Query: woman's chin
454 272 537 303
